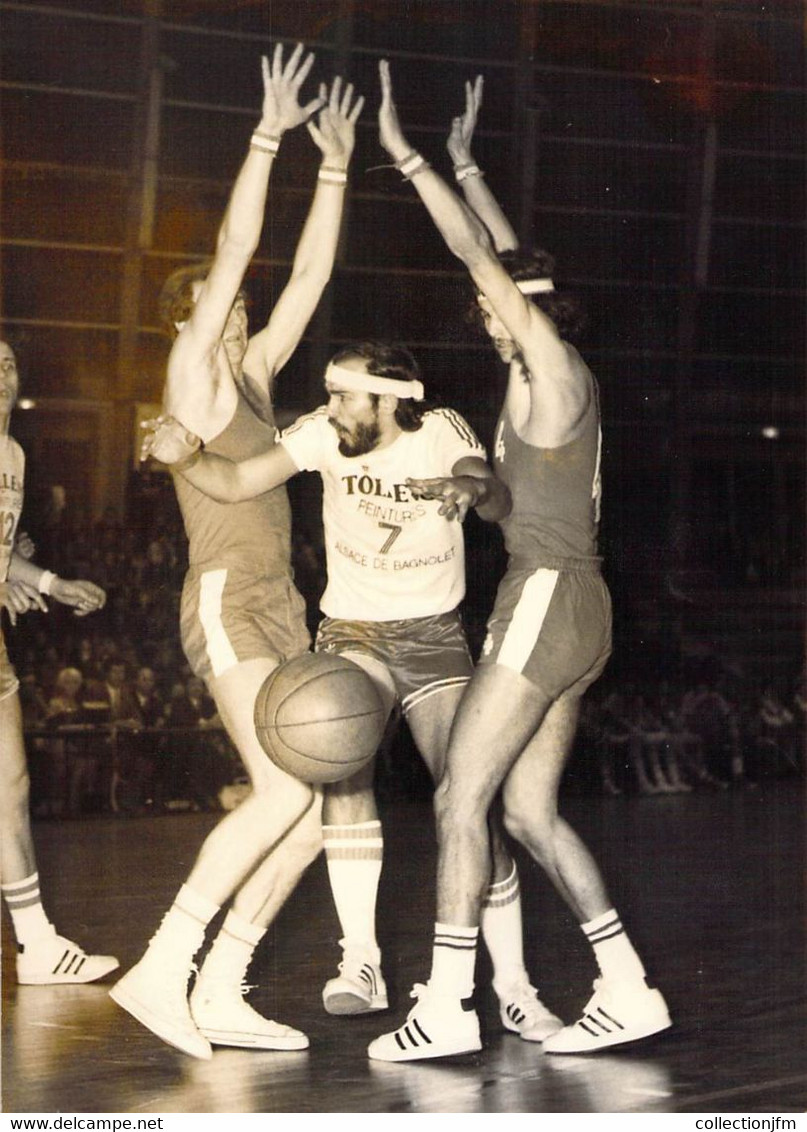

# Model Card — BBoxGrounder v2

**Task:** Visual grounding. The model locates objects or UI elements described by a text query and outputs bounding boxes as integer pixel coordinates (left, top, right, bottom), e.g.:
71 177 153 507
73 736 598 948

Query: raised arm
174 45 323 362
243 77 365 391
379 61 587 442
447 76 518 254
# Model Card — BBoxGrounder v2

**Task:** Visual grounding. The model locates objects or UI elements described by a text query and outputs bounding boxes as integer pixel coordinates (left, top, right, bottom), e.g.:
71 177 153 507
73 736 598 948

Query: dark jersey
173 392 293 578
492 371 603 565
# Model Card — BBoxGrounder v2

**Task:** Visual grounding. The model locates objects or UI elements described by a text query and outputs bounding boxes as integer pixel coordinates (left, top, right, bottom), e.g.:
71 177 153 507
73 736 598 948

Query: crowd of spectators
9 473 805 820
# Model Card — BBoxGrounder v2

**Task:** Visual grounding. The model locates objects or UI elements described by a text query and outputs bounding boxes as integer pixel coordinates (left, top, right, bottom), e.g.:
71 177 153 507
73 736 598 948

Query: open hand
257 42 325 137
308 76 365 167
406 475 481 522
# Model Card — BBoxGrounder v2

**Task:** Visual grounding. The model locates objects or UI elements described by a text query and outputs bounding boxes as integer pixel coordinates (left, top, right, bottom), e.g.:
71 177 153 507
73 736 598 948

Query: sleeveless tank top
173 392 293 577
492 373 603 566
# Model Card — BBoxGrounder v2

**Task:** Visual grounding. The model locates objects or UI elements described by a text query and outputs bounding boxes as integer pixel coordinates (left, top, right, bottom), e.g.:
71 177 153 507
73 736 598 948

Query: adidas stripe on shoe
542 977 672 1054
367 983 481 1063
497 980 563 1042
323 948 388 1015
16 935 119 986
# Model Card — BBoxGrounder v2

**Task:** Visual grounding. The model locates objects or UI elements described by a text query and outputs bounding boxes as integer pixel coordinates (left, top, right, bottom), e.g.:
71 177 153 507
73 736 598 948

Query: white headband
324 361 425 401
517 278 555 294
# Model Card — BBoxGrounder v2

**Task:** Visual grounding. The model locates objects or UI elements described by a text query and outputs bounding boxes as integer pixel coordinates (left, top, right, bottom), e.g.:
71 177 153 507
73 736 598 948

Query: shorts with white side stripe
315 610 473 716
478 561 612 699
180 565 310 683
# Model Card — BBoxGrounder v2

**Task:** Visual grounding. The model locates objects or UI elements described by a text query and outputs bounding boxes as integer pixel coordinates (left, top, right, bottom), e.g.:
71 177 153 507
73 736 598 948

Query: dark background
1 0 804 681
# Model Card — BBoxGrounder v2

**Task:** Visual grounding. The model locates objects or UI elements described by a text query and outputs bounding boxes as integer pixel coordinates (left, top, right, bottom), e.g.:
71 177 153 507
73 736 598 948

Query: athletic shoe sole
543 998 671 1055
18 956 119 986
198 1026 309 1051
368 1032 482 1062
323 989 389 1015
109 982 212 1060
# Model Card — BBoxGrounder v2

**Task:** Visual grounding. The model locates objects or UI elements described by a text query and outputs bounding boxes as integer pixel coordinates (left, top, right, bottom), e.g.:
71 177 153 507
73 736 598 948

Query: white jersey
0 434 25 584
281 407 485 621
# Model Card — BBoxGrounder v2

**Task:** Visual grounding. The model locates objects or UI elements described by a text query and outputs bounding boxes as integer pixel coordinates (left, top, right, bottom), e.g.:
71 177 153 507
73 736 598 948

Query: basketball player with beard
143 339 566 1047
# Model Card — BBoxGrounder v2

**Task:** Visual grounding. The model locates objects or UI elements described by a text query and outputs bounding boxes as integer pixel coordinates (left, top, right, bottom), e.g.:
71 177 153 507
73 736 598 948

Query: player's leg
501 694 671 1053
369 662 556 1062
320 649 397 1015
189 787 323 1050
0 684 119 985
111 657 314 1059
407 683 562 1043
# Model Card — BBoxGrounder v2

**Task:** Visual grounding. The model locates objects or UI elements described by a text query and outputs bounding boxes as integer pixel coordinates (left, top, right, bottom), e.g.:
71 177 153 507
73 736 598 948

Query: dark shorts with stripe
0 625 20 702
478 561 612 699
315 610 473 716
180 564 310 684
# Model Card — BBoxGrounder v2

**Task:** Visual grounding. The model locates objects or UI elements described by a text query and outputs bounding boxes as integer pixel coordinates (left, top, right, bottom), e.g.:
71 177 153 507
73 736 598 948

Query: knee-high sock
481 862 528 990
322 820 383 957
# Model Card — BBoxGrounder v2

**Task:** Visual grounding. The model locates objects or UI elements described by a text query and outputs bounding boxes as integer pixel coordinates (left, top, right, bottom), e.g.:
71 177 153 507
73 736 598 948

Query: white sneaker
497 979 564 1042
322 944 388 1015
367 983 481 1062
16 934 119 986
190 980 308 1050
109 956 211 1060
543 977 672 1054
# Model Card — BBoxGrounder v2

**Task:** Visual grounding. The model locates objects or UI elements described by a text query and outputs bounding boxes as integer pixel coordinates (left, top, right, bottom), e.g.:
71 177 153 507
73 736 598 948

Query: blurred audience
7 482 802 814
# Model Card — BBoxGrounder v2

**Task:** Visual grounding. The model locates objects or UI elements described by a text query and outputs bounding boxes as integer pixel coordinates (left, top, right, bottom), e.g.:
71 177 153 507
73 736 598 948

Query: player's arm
141 413 300 502
166 46 323 404
406 456 511 524
244 78 365 391
447 75 518 254
379 61 588 441
7 551 106 618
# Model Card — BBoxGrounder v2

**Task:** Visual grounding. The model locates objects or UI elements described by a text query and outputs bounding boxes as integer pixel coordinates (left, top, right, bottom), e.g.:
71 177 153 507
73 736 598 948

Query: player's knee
502 797 553 858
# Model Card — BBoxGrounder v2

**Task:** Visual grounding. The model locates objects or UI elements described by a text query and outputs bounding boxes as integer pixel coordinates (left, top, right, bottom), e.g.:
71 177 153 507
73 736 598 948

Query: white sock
429 922 478 999
146 883 219 966
481 863 528 991
582 908 647 985
323 821 383 957
197 910 266 991
1 873 57 948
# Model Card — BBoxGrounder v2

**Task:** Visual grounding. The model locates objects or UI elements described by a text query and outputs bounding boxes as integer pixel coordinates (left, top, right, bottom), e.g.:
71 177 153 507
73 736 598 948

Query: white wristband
250 132 280 155
318 167 348 185
38 570 58 595
455 164 483 183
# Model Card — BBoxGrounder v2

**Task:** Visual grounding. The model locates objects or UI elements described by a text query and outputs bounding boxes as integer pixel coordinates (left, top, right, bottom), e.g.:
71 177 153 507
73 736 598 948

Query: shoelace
409 982 429 1003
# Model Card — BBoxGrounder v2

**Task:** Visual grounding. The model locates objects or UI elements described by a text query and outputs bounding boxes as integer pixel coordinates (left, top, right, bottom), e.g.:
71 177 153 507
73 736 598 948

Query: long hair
466 247 587 343
331 342 435 431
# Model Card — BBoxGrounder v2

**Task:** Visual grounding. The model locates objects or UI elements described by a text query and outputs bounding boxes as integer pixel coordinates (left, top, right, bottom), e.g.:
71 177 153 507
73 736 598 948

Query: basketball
254 652 387 784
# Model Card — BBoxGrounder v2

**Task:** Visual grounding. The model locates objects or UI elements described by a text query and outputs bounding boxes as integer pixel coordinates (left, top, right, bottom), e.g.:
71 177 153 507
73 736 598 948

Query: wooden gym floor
2 779 806 1114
